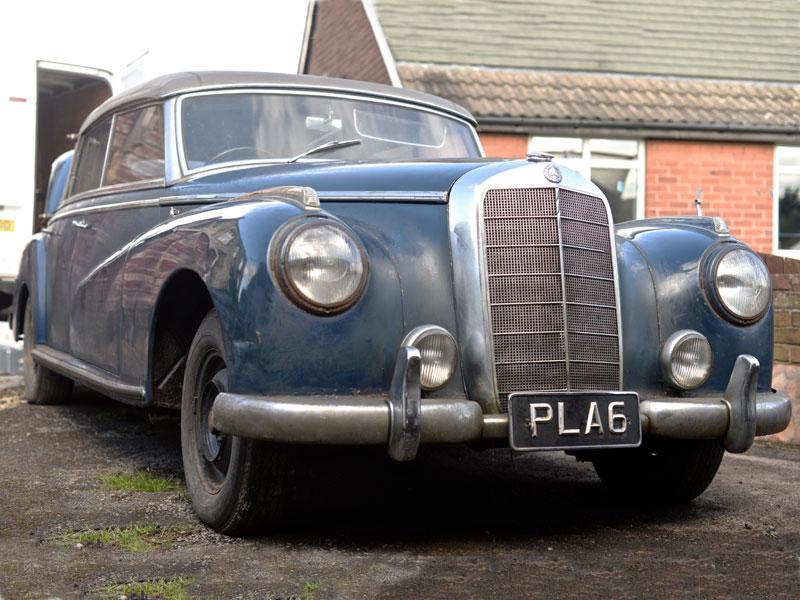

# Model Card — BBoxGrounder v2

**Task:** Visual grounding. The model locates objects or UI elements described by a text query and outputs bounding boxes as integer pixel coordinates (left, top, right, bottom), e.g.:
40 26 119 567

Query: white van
0 60 113 313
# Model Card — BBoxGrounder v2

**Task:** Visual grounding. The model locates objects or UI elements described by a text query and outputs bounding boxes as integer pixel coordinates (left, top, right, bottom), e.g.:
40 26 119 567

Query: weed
97 577 194 600
303 581 322 600
99 470 179 493
60 525 182 552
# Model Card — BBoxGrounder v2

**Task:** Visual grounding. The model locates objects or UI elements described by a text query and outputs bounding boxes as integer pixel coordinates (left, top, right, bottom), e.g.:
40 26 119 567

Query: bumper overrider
210 347 792 462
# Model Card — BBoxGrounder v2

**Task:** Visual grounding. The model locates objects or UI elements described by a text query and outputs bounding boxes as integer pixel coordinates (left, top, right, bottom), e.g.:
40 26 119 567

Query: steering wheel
207 146 272 164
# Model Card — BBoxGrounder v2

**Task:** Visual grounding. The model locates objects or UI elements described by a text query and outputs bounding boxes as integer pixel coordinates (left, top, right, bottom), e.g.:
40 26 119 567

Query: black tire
180 310 295 535
22 299 73 405
591 439 724 504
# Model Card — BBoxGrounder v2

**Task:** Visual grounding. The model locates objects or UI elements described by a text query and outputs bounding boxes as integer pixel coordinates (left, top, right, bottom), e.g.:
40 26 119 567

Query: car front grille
482 187 621 411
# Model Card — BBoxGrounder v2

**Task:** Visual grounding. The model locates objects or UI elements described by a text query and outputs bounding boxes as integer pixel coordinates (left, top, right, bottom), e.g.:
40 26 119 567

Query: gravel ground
0 379 798 599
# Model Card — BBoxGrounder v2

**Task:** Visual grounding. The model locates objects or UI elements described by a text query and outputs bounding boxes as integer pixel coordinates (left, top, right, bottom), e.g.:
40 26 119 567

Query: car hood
175 159 498 199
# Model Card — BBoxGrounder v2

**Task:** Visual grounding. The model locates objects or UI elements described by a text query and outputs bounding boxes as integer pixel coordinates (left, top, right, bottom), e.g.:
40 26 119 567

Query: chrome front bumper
210 350 792 462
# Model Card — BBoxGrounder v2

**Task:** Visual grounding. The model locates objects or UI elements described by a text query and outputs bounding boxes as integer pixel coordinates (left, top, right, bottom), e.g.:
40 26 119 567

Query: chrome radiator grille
482 187 621 411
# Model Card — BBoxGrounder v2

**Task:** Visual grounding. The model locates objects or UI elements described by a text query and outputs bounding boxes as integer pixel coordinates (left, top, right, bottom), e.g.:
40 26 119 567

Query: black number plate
508 392 641 451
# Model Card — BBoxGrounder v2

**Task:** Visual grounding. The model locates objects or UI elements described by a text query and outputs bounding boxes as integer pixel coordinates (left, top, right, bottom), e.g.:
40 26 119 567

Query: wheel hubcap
194 352 231 490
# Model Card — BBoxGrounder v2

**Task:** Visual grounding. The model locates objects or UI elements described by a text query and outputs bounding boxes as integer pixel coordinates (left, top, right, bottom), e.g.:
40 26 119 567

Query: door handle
72 218 91 230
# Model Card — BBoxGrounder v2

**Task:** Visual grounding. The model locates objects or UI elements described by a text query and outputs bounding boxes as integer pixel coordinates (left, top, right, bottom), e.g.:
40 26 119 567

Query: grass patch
99 470 179 493
303 581 322 600
60 525 183 552
98 577 194 600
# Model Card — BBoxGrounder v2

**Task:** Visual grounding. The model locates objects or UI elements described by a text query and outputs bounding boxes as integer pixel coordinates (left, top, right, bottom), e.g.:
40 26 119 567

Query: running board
32 345 146 405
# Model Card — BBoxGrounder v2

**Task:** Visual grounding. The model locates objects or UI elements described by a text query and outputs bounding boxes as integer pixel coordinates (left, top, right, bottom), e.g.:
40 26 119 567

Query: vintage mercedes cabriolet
10 72 791 534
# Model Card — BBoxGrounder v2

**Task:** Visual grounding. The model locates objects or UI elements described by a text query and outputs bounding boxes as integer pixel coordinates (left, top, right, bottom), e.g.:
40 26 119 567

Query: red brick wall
762 254 800 364
480 133 527 159
645 140 774 252
762 254 800 444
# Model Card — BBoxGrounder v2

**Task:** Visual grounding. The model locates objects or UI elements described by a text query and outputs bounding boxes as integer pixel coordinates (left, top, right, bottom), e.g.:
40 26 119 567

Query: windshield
179 92 481 171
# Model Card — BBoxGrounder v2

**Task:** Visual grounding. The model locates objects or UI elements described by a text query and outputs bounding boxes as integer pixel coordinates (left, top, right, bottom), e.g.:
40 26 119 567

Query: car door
45 119 112 353
68 105 167 374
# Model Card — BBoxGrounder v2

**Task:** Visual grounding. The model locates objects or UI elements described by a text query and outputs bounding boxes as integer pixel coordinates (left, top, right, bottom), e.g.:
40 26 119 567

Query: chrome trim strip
49 198 162 224
32 345 145 405
317 190 448 202
555 189 572 389
59 178 165 210
98 113 116 188
175 88 481 177
604 196 626 390
164 97 182 184
158 193 238 206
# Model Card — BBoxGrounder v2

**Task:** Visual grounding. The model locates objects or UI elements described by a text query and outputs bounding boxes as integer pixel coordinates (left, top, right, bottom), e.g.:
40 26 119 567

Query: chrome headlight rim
272 216 369 316
703 244 771 325
402 324 459 391
660 329 713 390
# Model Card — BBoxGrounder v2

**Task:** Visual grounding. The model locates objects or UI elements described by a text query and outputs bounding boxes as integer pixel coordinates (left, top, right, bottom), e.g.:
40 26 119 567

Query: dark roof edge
479 117 800 144
80 70 476 134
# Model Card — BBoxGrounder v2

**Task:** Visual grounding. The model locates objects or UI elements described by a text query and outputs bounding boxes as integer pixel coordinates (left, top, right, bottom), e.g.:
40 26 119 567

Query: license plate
508 392 641 451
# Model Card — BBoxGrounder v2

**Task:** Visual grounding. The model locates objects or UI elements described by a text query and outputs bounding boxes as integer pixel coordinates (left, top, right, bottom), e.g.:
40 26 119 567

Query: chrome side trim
32 345 145 405
448 160 617 413
49 198 162 224
158 193 239 206
59 178 166 210
317 190 448 202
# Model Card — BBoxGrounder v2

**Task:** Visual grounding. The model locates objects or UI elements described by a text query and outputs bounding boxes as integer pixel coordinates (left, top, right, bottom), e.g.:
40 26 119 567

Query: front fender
617 219 773 395
119 196 406 397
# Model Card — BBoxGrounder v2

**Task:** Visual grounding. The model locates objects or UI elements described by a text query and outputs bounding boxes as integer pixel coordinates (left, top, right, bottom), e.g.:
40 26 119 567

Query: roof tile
398 63 800 132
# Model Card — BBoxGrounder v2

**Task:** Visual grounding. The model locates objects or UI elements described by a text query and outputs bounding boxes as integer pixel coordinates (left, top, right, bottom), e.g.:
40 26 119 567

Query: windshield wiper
287 138 362 163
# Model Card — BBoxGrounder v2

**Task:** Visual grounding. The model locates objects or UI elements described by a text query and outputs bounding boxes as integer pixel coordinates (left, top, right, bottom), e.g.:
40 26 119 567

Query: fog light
402 325 458 391
661 330 712 390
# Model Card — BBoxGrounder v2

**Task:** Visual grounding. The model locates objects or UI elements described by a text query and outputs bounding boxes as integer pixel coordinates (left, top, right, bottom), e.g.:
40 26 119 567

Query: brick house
300 0 800 255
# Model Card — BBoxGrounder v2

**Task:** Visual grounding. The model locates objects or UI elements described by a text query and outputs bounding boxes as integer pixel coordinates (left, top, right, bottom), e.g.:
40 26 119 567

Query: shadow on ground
58 385 714 547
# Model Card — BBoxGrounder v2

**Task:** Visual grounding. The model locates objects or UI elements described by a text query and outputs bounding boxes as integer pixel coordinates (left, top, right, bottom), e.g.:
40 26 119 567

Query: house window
528 137 644 223
776 146 800 253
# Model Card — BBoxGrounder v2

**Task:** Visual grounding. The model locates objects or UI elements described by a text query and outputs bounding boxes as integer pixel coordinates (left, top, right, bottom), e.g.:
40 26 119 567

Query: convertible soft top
80 70 477 134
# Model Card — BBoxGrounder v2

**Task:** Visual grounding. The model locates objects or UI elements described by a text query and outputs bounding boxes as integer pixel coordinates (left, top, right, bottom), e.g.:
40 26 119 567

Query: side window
104 105 165 186
71 119 112 195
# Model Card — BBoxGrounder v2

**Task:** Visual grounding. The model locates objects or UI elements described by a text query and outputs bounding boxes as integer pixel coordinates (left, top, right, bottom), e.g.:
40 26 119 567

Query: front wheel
591 439 724 504
180 310 295 535
22 299 73 405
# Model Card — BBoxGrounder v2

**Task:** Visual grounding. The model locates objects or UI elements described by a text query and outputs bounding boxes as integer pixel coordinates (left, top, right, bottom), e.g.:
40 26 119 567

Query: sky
3 0 309 89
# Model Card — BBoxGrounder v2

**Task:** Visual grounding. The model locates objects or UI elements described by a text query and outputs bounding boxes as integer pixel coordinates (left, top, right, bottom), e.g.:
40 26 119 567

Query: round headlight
402 325 458 391
280 220 367 314
660 330 712 390
713 248 771 322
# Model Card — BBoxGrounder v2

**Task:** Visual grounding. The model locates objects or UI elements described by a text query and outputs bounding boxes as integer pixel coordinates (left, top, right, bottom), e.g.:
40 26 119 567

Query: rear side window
104 105 165 185
71 119 111 195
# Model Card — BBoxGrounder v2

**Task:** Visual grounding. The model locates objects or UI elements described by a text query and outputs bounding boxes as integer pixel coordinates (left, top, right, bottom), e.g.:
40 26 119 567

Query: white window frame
527 136 646 221
773 146 800 257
